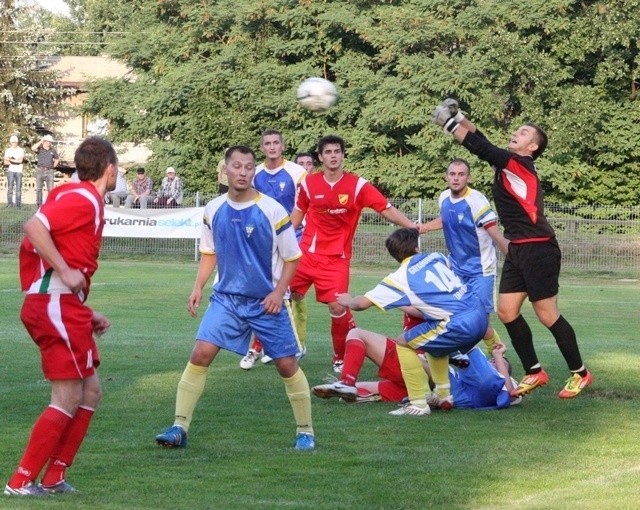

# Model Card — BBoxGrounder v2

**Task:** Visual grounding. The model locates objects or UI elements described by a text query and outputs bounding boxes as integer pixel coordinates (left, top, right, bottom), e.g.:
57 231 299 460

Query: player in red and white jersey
5 137 118 497
290 135 427 373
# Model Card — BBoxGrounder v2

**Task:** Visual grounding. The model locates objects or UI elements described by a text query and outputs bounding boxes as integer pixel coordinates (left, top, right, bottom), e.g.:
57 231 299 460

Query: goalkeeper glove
431 98 465 134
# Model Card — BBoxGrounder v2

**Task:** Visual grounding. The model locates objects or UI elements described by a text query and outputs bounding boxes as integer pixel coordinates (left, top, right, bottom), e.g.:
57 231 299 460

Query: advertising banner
103 207 204 239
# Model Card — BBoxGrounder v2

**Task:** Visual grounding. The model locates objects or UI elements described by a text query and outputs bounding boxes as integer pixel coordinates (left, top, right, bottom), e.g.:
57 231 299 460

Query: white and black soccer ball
296 77 338 112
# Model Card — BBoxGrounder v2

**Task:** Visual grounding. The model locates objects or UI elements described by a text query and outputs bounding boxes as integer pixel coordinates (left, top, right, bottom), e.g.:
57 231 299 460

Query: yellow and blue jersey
199 192 301 299
450 347 513 409
439 187 498 278
365 252 487 356
253 160 306 215
365 252 477 320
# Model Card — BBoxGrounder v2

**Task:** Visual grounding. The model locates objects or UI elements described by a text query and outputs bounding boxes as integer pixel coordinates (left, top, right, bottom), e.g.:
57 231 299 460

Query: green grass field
1 258 639 510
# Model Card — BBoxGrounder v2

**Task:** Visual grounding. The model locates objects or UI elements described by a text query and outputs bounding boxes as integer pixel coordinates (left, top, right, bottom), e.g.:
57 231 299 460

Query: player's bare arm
261 258 300 314
188 253 217 317
491 342 515 393
91 312 111 337
336 292 373 311
399 305 422 318
422 216 443 233
290 208 304 230
485 224 510 256
379 206 426 233
23 216 86 294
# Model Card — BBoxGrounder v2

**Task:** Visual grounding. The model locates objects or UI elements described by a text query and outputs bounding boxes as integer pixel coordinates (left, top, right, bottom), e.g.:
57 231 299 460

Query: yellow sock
292 299 308 348
425 353 451 398
483 328 501 356
174 362 208 431
396 345 429 407
282 368 313 435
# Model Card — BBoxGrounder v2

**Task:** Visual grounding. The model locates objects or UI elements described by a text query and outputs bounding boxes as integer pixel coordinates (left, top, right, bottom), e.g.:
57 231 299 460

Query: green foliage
77 0 639 201
0 3 66 144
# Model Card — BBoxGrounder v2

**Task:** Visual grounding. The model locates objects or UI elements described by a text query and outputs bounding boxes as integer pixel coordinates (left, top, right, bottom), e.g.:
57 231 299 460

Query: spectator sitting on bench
125 167 153 209
152 166 183 208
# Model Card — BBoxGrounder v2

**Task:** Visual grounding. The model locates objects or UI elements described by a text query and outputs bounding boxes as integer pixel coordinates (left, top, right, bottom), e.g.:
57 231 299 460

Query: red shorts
377 339 408 402
290 252 350 303
21 293 100 380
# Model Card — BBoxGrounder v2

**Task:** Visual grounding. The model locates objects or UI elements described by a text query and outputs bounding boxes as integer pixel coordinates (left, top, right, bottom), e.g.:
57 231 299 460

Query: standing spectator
423 158 509 355
289 135 426 373
431 98 592 399
154 146 315 451
152 166 183 208
124 167 153 209
4 135 25 208
31 135 59 207
239 129 307 370
294 152 317 174
106 167 128 207
4 136 117 497
216 150 229 194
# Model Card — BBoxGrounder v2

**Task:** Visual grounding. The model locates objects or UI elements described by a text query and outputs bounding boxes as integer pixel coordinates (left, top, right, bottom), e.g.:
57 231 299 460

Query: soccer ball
296 77 338 112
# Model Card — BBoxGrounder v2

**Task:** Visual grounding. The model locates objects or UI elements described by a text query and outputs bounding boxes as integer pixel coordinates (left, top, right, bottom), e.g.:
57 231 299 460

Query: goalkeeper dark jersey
461 130 555 243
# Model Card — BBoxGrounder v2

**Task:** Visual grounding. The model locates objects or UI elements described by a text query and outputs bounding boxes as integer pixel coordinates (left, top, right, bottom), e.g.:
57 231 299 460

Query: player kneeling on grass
154 145 315 452
313 320 521 410
431 98 592 399
336 227 488 416
5 137 118 497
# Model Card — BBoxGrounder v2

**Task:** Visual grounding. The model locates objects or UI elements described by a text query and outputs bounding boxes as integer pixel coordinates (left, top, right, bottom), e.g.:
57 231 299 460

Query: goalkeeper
431 99 592 399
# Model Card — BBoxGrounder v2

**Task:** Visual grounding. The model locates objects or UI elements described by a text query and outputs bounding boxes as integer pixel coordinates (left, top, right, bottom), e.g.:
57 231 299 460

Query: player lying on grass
336 227 488 416
313 315 521 410
431 98 592 399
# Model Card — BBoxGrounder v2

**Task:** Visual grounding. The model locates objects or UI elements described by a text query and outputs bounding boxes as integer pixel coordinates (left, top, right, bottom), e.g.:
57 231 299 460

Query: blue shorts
462 274 496 314
403 305 487 357
196 292 300 360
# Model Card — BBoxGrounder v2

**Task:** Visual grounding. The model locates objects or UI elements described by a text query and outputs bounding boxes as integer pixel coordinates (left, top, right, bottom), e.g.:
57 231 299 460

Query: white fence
1 191 640 276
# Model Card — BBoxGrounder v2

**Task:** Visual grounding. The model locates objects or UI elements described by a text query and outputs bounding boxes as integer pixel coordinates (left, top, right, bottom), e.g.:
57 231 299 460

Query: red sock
8 406 71 489
252 337 263 352
340 339 366 386
41 406 95 487
330 309 356 361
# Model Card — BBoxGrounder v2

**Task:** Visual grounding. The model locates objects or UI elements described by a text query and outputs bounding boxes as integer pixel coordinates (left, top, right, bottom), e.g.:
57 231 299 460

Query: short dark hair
136 167 146 174
526 123 548 160
260 128 283 144
295 152 314 163
74 136 117 181
385 228 419 263
318 135 345 154
447 158 471 174
225 145 256 163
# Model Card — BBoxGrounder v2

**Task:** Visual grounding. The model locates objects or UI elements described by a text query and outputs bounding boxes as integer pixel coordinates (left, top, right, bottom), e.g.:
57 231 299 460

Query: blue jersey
254 160 307 215
450 348 514 409
439 187 498 277
365 252 477 319
199 192 301 299
365 252 487 355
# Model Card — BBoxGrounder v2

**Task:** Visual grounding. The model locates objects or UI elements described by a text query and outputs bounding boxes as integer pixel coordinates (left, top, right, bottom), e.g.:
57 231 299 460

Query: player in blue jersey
155 145 315 451
239 129 309 370
424 159 509 355
312 324 520 410
337 227 488 416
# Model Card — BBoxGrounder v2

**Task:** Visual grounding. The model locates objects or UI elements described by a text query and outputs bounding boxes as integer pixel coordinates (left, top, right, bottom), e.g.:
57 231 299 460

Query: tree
79 0 640 203
0 0 65 146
